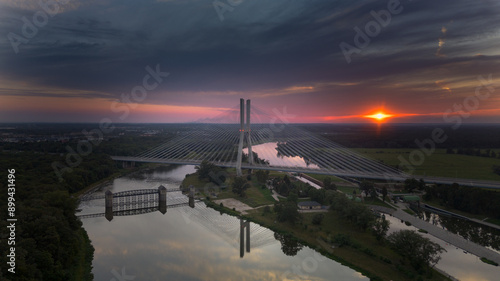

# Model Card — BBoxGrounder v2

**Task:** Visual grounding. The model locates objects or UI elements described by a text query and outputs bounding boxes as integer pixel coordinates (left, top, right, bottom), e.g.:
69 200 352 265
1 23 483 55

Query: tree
372 215 390 242
232 176 249 197
255 169 269 183
274 233 303 256
283 174 291 187
494 165 500 176
275 201 301 224
418 178 425 190
287 191 298 204
195 160 225 185
312 213 324 225
322 177 336 190
404 178 419 193
309 188 326 205
388 230 445 270
381 186 388 202
360 180 375 197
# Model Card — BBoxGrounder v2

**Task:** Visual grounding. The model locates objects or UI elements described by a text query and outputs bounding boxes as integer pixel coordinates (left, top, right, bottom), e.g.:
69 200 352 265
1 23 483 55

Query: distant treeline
424 183 500 219
446 147 500 159
0 151 119 280
299 124 500 149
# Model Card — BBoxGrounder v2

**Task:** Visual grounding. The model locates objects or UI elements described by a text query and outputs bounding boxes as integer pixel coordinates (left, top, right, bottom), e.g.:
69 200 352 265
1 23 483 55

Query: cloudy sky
0 0 499 123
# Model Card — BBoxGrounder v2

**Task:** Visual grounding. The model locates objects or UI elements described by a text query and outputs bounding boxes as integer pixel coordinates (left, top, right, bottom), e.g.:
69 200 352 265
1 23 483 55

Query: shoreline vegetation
182 166 452 281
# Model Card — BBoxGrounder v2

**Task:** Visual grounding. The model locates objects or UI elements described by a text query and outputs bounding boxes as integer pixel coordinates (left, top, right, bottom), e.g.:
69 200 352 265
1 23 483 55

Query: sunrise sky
0 0 499 123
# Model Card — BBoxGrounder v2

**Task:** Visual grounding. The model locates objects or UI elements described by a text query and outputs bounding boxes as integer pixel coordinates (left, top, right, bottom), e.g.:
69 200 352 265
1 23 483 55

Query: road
371 205 500 265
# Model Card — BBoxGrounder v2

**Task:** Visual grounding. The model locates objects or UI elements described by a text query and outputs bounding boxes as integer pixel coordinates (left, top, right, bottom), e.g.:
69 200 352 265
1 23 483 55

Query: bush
480 257 499 266
312 213 324 225
333 233 351 247
362 247 375 257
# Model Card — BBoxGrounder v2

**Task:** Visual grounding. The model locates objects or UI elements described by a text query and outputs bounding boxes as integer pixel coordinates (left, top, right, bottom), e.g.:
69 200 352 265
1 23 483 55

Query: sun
364 112 393 121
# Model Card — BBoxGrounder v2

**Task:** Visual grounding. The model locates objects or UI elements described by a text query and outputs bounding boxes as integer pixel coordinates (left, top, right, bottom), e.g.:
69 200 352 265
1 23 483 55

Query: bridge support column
189 185 195 208
240 218 250 258
158 185 167 214
236 98 245 176
105 190 113 222
246 99 253 165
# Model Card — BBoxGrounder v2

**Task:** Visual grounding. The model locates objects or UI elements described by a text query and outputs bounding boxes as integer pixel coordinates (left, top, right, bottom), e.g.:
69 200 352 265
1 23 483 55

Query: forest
0 151 117 280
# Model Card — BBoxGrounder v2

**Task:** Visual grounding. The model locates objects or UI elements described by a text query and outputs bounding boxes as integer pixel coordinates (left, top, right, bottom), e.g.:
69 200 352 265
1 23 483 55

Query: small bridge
78 185 276 258
78 185 196 221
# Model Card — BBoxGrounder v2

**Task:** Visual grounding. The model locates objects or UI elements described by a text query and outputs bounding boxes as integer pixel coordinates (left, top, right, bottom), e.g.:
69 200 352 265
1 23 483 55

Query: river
78 165 368 281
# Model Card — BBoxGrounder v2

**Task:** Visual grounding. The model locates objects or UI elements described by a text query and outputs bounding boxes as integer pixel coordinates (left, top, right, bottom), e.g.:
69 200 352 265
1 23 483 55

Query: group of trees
322 177 337 190
494 165 500 176
0 152 98 280
404 178 425 193
271 175 309 197
447 147 500 159
388 230 445 271
255 170 269 183
274 192 301 224
195 160 226 185
328 191 444 271
423 183 500 219
329 192 375 230
231 176 249 197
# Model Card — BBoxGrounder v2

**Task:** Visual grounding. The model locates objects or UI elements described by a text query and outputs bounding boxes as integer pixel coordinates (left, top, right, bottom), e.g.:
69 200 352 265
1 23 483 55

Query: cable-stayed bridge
113 99 407 181
112 99 500 188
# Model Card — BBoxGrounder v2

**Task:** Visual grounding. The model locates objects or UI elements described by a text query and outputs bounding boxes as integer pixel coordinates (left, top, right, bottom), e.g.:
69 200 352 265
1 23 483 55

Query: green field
354 148 500 181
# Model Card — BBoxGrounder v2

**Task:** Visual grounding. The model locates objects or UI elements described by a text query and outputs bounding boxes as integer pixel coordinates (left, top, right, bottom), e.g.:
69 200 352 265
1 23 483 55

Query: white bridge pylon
236 98 253 176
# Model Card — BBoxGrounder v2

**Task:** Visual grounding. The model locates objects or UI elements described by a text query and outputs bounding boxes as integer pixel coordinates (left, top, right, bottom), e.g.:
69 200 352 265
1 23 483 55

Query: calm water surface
386 215 500 281
79 165 367 281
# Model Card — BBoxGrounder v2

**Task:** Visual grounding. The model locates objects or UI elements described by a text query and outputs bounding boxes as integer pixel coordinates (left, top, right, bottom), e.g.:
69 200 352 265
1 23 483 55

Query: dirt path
213 198 254 214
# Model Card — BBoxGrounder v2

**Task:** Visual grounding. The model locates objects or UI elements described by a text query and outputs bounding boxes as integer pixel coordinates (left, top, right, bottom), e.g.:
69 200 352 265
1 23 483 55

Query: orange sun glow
364 112 393 121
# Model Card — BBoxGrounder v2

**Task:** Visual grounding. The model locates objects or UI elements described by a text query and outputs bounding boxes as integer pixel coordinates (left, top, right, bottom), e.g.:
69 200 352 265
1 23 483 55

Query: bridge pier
189 185 195 208
158 185 167 214
105 190 113 221
236 98 245 176
246 99 253 165
240 218 250 258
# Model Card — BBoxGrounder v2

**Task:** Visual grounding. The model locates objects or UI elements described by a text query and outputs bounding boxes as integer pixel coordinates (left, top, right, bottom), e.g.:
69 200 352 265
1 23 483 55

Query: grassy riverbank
183 169 451 281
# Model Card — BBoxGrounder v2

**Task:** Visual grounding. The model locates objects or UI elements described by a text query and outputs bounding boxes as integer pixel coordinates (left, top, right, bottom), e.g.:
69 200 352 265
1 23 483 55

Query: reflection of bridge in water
78 185 276 258
77 185 196 221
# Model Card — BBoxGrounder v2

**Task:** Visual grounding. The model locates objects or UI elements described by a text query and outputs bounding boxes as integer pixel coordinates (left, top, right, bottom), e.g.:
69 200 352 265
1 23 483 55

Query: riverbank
184 171 451 281
74 163 164 199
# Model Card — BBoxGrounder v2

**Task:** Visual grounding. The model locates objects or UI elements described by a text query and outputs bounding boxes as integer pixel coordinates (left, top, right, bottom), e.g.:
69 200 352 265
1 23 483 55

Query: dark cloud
0 0 499 122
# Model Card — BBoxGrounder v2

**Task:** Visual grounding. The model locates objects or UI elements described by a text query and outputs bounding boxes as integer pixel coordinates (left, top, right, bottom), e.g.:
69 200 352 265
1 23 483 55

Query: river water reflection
79 165 367 280
386 215 500 281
